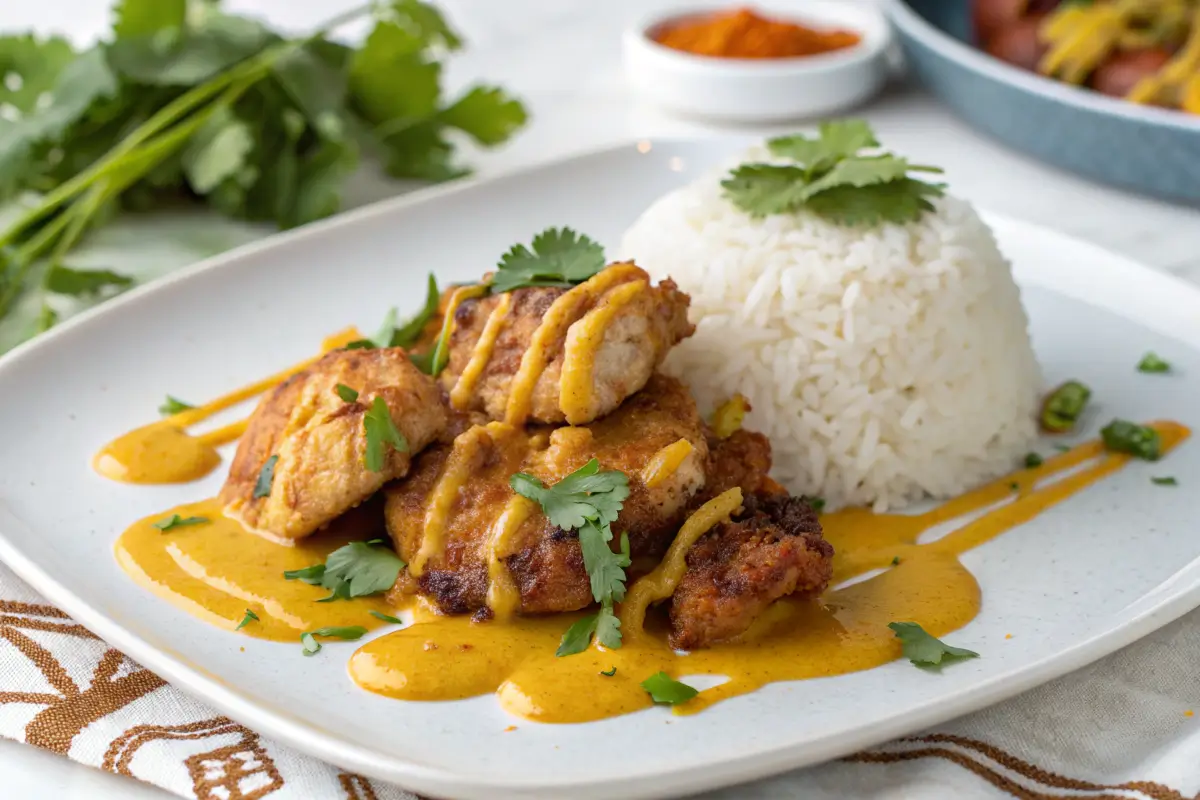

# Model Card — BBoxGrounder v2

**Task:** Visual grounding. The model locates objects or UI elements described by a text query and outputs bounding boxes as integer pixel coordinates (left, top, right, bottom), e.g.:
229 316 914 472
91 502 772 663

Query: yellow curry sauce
96 313 1191 723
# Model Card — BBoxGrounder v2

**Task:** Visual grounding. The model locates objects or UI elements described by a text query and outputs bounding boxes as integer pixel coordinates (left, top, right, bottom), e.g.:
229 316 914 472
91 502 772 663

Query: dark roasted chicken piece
440 263 694 426
384 374 708 614
221 347 445 541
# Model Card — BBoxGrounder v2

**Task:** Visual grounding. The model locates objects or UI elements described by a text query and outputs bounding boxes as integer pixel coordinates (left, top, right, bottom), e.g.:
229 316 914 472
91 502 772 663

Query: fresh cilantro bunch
510 459 631 655
0 0 526 342
721 120 945 226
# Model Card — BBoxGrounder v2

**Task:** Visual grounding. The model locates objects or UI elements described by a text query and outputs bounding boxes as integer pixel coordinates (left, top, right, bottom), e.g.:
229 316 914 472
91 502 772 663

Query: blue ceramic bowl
884 0 1200 205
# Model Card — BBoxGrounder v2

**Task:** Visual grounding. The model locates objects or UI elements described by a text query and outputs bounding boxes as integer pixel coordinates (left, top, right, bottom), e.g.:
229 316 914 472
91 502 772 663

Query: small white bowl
623 1 892 123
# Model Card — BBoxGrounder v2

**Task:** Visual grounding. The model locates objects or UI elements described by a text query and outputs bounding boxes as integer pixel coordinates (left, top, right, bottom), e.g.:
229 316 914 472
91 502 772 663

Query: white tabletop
3 1 1200 797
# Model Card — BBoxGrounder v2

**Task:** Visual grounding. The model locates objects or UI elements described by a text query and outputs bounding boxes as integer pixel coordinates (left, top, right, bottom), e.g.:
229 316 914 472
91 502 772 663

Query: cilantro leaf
1137 352 1171 374
579 521 630 606
370 308 399 349
322 541 405 598
369 610 404 625
282 564 325 584
235 608 258 630
1024 453 1043 468
510 459 629 531
182 106 256 194
889 622 979 667
441 86 528 146
600 667 616 677
301 625 367 655
556 613 598 657
491 228 606 294
112 0 187 39
390 273 439 347
1152 476 1178 486
595 604 622 649
336 383 359 402
44 265 134 297
158 395 194 415
768 120 879 169
363 396 409 472
641 672 698 705
726 120 945 226
1101 419 1161 461
253 455 278 499
0 34 76 117
152 514 208 532
803 178 945 227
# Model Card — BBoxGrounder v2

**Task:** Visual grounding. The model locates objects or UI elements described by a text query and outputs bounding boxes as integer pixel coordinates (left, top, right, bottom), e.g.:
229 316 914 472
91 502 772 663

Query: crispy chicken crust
384 374 708 614
221 347 445 541
441 264 694 425
668 493 834 651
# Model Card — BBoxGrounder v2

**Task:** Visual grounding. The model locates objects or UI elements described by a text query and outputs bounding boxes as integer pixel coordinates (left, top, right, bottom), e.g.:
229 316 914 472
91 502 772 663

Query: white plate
0 140 1198 800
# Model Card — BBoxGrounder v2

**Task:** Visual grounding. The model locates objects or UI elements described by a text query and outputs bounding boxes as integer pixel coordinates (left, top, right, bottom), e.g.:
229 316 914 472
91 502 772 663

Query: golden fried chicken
668 493 833 650
668 431 834 650
440 263 694 426
384 374 708 614
221 347 445 541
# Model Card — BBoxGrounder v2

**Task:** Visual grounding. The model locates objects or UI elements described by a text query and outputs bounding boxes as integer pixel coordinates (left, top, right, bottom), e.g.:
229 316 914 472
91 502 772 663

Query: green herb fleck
721 120 945 226
1010 482 1019 492
363 396 408 472
1040 380 1091 433
641 672 698 705
159 395 194 416
891 556 900 566
385 273 440 348
253 455 278 499
152 514 208 532
806 497 826 513
343 340 375 350
300 625 368 656
235 609 259 630
45 265 133 297
285 540 404 602
512 459 630 652
888 621 979 668
1151 476 1178 486
1137 352 1171 374
1101 419 1161 461
369 610 405 625
600 666 616 677
1054 444 1072 453
335 383 359 402
491 227 606 294
1024 453 1043 468
555 613 598 658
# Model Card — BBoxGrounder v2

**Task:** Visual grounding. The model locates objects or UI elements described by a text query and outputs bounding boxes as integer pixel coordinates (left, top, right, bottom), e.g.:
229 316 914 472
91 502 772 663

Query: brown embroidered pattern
848 734 1192 800
0 603 165 754
104 717 284 799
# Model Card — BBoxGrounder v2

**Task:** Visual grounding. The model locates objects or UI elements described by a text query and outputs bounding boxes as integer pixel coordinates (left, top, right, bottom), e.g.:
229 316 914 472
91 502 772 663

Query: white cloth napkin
0 554 1197 800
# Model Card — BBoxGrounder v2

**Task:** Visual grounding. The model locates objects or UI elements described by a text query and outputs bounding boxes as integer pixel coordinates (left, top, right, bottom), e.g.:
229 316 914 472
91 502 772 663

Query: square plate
0 140 1198 800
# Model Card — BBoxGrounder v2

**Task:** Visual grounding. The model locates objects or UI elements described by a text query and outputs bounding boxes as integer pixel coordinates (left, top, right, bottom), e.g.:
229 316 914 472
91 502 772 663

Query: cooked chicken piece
664 427 834 650
669 492 834 650
221 347 446 541
384 374 708 614
440 263 694 426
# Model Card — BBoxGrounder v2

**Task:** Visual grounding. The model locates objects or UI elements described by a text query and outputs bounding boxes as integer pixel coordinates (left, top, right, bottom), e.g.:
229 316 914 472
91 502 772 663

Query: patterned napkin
1 548 1198 800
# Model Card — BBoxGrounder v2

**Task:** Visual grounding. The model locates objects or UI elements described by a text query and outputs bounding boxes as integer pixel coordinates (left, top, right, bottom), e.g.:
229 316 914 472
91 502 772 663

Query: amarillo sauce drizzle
503 264 644 425
115 498 393 640
93 328 361 485
411 422 514 578
103 350 1191 724
559 279 647 425
449 292 513 410
640 438 696 489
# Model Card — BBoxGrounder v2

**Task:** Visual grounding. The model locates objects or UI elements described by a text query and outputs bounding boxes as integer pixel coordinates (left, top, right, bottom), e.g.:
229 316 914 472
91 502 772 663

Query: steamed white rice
620 155 1042 512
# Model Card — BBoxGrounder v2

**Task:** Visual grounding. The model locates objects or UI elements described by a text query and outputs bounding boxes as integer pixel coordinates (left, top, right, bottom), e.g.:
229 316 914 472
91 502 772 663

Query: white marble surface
2 1 1200 797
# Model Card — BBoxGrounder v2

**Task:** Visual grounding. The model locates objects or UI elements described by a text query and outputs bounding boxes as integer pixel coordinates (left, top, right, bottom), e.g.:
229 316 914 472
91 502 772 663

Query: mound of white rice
621 157 1042 512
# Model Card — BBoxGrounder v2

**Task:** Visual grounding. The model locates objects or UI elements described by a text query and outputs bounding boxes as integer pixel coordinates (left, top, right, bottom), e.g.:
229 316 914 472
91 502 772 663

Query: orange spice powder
653 7 860 60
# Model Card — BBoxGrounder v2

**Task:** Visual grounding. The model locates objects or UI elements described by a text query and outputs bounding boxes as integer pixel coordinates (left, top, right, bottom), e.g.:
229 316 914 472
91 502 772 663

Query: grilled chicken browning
384 374 708 614
668 492 833 650
440 263 694 426
221 347 445 541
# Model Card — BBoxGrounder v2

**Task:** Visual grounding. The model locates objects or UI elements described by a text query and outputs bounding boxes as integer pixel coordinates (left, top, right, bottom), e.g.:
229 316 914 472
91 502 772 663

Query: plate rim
882 0 1200 134
0 138 1199 799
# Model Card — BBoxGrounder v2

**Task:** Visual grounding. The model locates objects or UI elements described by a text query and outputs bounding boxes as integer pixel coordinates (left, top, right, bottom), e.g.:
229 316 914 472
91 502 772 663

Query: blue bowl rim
882 0 1200 134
